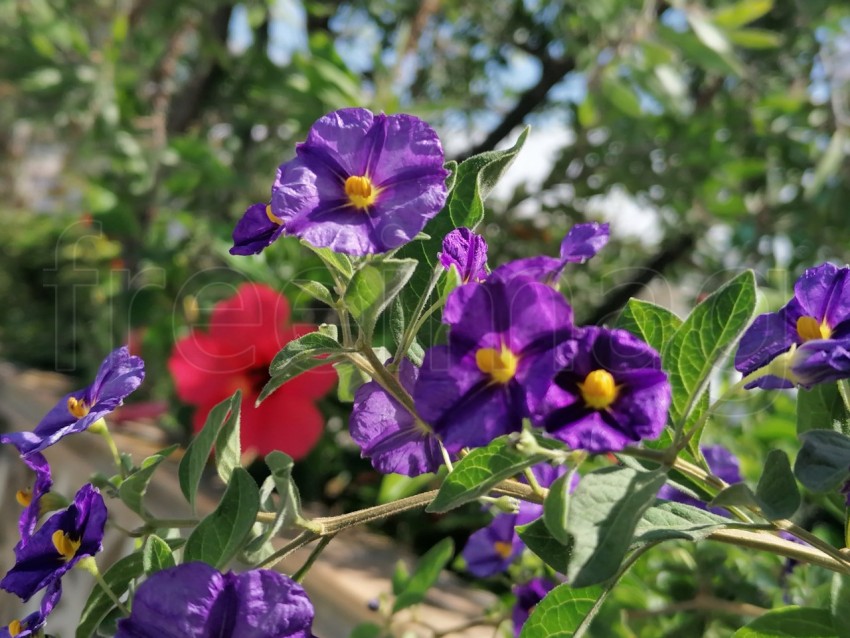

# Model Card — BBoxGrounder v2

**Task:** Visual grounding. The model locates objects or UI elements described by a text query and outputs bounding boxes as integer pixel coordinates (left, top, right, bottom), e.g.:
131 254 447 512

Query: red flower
168 283 336 460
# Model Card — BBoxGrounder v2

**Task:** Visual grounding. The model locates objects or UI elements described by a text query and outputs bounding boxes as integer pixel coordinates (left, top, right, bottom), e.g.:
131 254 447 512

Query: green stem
293 535 336 582
78 557 130 615
390 264 443 372
144 517 199 528
257 530 318 570
839 380 850 414
88 419 126 478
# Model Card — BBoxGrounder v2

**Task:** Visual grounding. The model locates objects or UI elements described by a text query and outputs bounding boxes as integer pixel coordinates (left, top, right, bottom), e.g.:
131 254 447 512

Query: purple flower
1 346 144 458
415 277 575 453
1 580 61 638
230 202 286 256
491 222 610 285
462 514 524 578
0 484 106 601
512 578 556 636
16 453 52 544
461 463 575 578
115 563 315 638
269 108 449 255
736 263 850 389
439 228 488 283
350 358 443 476
657 445 742 514
533 327 670 453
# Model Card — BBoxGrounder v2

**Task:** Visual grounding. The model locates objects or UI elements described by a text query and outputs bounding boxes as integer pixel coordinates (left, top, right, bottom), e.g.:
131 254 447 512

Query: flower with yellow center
344 175 380 209
578 369 619 410
476 345 520 384
52 530 81 561
66 396 90 419
796 315 832 342
493 541 514 559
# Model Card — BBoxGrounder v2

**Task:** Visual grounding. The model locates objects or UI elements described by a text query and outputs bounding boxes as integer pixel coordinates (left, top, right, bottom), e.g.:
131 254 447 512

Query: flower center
52 530 81 561
796 315 831 342
67 396 90 418
7 620 23 637
476 345 519 384
344 175 378 209
16 488 32 507
578 369 619 409
265 204 283 226
493 541 513 559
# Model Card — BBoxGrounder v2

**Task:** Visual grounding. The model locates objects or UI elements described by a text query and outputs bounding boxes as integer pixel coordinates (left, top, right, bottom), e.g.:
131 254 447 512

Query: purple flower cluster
232 107 449 256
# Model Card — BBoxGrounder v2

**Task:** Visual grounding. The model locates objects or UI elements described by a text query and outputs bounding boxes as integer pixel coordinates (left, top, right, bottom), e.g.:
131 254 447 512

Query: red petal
168 331 244 406
241 391 325 460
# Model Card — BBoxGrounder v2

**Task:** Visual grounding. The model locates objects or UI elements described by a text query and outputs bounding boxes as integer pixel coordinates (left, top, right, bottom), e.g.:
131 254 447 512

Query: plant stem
88 419 126 478
839 380 850 414
257 530 319 570
293 535 336 582
390 264 443 371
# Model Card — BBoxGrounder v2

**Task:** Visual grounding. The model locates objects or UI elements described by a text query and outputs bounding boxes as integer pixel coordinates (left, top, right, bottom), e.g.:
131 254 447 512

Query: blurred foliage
3 1 850 631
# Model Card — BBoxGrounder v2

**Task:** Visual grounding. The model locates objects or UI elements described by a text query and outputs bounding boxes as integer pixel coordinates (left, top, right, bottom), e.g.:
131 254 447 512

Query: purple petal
229 570 315 638
734 299 803 383
794 263 850 328
230 203 286 255
490 256 563 285
702 445 742 485
791 338 850 388
18 453 53 543
512 578 556 636
350 359 443 476
462 514 521 578
559 222 610 263
439 228 488 283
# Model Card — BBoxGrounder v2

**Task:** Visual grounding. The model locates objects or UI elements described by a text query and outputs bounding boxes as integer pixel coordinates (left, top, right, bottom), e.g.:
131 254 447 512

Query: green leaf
184 467 260 569
798 384 850 436
732 607 836 637
259 331 345 403
519 583 605 638
728 28 782 49
664 270 756 430
294 280 335 307
601 76 642 118
427 435 557 513
118 444 178 516
831 573 850 638
141 534 176 575
566 466 667 586
393 538 454 611
333 359 370 403
392 560 410 596
242 452 302 563
543 472 573 545
378 472 436 504
178 391 241 510
516 517 573 574
756 449 800 519
634 501 731 544
659 25 744 77
350 623 385 638
713 0 774 29
794 430 850 492
344 258 417 336
214 393 241 484
617 299 683 354
302 240 354 279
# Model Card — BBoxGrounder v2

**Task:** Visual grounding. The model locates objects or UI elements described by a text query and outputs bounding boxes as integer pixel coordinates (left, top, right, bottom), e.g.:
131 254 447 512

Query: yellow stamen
476 345 519 384
578 369 619 410
52 530 81 561
265 204 282 226
67 396 90 419
344 175 379 209
7 619 23 637
16 488 32 507
796 315 832 342
494 541 513 559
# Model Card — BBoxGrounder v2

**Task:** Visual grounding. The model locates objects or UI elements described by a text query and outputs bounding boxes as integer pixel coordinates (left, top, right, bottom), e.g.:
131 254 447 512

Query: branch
454 54 575 162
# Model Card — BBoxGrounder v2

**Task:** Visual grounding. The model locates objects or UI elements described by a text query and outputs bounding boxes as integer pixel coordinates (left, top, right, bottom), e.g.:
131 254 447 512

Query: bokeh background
2 1 850 634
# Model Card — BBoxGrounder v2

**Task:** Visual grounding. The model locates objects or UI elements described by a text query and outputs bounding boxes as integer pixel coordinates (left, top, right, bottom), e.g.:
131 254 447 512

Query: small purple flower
512 578 556 636
270 108 449 255
0 484 106 601
1 580 61 638
462 514 524 578
439 228 488 283
115 562 315 638
16 453 52 544
415 277 575 453
1 346 144 458
657 445 742 514
533 327 670 453
491 222 610 285
230 202 286 255
736 263 850 389
350 358 443 476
